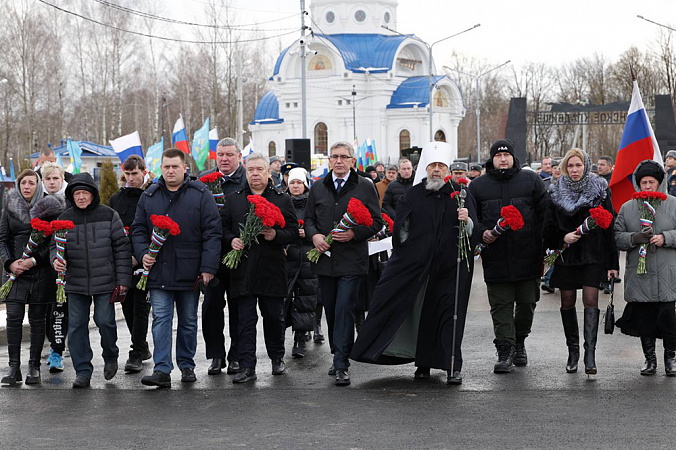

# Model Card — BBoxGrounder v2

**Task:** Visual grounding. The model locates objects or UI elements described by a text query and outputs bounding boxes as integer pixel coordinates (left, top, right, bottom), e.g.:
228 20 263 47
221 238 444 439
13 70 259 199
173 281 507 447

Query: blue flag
9 158 15 180
191 118 210 171
67 138 83 174
145 137 164 178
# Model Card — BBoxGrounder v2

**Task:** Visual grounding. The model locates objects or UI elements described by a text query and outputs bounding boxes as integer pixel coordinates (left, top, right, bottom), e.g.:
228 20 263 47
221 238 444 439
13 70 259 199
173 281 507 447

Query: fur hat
635 160 665 185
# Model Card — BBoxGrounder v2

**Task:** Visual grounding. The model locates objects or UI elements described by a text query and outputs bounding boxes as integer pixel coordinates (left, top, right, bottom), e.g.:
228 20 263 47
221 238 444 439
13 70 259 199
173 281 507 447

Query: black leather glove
631 227 653 245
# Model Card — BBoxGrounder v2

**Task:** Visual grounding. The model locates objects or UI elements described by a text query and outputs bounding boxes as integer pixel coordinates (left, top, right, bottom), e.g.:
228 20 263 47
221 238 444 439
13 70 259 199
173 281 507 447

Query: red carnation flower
381 213 394 233
298 219 304 228
444 175 453 184
632 191 667 201
346 198 373 227
30 218 53 236
450 191 460 199
457 177 469 186
589 205 613 229
500 205 524 231
199 172 224 184
150 214 181 236
50 220 75 231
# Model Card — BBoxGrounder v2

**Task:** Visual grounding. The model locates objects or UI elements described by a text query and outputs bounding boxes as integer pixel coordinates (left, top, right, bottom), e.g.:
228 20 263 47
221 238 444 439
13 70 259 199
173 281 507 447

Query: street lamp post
382 24 480 141
444 60 511 163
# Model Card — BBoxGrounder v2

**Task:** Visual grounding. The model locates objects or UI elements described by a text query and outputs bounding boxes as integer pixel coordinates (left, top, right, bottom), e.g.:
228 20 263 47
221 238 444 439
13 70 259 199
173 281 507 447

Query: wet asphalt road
1 257 675 448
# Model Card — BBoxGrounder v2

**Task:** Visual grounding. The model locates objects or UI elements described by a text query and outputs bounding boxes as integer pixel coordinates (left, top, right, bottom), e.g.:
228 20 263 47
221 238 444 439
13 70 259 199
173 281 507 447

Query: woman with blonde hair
542 148 618 375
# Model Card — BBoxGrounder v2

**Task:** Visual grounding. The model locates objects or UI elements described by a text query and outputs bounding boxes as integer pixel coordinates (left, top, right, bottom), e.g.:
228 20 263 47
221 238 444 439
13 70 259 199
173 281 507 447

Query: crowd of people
1 136 675 389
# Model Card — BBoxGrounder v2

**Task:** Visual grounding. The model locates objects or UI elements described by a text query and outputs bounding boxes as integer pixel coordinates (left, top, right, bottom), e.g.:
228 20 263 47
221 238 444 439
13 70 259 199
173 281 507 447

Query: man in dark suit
198 138 247 376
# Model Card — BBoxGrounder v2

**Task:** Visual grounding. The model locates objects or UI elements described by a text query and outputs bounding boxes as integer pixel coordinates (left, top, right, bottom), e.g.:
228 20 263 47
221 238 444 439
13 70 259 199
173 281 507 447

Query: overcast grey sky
166 0 674 67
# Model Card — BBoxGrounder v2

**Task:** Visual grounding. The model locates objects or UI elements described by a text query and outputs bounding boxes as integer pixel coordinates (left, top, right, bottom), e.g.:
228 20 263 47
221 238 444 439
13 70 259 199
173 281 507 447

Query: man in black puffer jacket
382 159 414 220
221 152 298 383
108 155 153 374
51 173 132 388
468 139 548 374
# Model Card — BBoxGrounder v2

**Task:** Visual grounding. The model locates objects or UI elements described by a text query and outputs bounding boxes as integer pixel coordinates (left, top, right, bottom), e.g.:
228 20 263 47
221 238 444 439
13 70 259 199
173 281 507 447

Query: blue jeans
148 289 199 374
68 293 119 379
318 275 362 370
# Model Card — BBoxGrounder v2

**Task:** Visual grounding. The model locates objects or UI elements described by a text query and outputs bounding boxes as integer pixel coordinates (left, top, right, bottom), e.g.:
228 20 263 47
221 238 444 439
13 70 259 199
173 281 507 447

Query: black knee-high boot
664 334 676 377
313 304 324 343
25 305 45 384
560 308 579 373
640 335 657 376
26 345 42 385
583 308 600 375
1 345 22 385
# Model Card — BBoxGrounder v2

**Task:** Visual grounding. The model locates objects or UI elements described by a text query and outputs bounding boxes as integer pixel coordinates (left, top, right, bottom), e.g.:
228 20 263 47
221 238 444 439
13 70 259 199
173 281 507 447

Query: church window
314 122 328 155
384 12 391 23
268 141 276 157
434 90 449 107
434 130 446 142
338 100 343 106
355 10 366 22
326 11 335 23
399 129 411 152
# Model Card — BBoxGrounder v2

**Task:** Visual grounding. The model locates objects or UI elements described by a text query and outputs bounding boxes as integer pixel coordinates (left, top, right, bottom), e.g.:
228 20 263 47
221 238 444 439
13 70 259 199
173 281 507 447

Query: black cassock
350 180 478 371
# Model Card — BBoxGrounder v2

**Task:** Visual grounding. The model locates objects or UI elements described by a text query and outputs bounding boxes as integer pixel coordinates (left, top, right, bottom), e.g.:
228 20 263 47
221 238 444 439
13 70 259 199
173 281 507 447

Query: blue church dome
387 75 446 109
251 91 283 125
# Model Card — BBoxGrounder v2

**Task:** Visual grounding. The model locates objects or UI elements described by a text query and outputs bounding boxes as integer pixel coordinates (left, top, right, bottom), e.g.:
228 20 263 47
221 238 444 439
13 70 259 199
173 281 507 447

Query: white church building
248 0 465 164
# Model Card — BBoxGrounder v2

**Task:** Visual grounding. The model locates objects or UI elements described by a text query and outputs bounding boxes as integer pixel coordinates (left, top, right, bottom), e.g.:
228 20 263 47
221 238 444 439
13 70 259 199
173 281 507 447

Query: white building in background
248 0 465 164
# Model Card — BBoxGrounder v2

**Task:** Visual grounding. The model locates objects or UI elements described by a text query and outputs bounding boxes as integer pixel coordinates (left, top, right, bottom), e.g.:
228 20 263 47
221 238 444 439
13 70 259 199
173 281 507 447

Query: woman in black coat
0 170 66 385
543 149 619 376
284 168 321 358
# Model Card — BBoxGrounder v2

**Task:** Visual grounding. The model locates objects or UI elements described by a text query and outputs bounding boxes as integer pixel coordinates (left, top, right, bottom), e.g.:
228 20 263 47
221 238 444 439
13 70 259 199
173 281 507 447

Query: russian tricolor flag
609 80 664 212
109 131 144 163
172 114 190 154
209 127 218 160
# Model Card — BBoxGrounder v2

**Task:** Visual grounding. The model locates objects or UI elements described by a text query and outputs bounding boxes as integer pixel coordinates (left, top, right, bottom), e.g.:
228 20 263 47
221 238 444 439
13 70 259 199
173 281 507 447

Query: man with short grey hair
305 140 382 386
270 156 283 188
199 137 247 376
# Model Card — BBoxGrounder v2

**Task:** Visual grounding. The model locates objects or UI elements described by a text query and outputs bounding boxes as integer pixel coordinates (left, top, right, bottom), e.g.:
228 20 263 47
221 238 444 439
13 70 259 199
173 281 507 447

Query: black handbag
604 276 616 335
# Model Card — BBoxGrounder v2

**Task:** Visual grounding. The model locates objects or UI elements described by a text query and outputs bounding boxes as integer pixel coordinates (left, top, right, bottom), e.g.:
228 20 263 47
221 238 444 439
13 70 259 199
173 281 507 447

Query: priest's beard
426 177 445 191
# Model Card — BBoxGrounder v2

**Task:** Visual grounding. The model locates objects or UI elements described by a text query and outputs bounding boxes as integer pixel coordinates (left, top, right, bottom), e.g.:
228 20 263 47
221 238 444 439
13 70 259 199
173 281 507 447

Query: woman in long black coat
284 168 321 358
542 148 618 376
0 170 66 385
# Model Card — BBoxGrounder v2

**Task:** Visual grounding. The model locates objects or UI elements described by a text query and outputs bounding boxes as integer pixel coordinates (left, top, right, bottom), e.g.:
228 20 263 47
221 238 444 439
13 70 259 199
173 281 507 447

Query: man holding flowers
50 173 131 388
304 141 382 386
198 137 247 376
132 148 221 388
351 142 479 385
220 152 297 383
468 139 548 374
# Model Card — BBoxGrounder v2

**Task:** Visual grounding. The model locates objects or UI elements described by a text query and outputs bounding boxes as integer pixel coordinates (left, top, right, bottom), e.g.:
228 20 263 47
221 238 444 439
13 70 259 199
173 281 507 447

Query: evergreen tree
99 159 119 205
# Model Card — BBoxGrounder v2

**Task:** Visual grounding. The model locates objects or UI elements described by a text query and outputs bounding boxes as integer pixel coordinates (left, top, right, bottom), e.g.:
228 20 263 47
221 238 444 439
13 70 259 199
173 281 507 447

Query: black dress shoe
25 365 41 385
142 348 153 361
181 368 197 382
72 375 91 389
271 359 286 375
124 355 143 373
541 283 555 294
335 369 350 386
141 370 171 388
208 358 226 375
447 371 463 385
232 368 257 383
414 367 430 380
328 364 336 376
103 361 118 381
226 361 240 374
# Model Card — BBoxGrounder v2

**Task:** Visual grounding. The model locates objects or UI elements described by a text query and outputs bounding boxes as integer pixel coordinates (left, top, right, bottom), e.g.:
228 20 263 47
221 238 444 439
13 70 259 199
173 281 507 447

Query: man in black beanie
468 139 548 374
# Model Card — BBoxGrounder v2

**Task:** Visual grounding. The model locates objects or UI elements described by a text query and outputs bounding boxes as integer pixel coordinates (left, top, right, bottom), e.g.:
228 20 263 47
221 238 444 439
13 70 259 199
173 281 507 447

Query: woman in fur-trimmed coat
0 170 66 385
542 149 618 377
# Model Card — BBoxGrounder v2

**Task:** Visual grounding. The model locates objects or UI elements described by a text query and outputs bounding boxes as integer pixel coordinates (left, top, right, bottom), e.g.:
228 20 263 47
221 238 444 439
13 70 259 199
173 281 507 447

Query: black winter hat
635 161 664 185
365 165 377 173
490 139 515 159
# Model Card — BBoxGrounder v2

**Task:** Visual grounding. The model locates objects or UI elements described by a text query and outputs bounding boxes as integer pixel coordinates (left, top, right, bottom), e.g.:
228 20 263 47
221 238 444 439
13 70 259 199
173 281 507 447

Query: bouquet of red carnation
0 218 53 299
298 219 304 228
223 195 286 269
544 205 613 266
123 226 130 237
137 215 181 290
374 213 394 240
199 172 226 209
475 205 524 257
632 191 668 274
51 220 75 303
307 198 374 263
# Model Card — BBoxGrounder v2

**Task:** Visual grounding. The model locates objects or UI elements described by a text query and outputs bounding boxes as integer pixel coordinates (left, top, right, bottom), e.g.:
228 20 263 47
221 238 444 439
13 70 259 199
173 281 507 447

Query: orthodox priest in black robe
350 142 478 385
